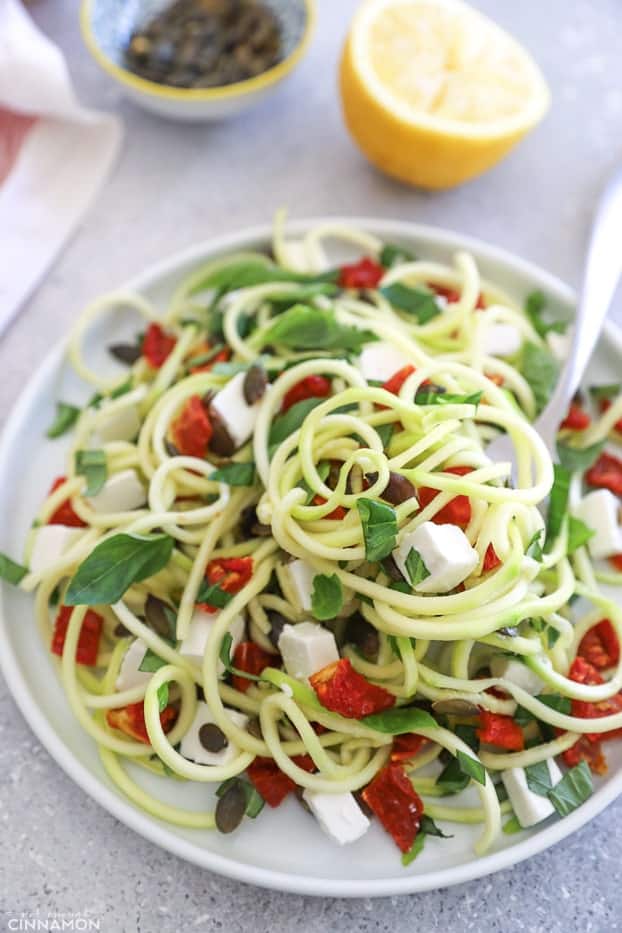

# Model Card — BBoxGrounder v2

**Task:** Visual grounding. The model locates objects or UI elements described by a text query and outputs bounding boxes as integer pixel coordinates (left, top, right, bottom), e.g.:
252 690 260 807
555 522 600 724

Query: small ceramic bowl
80 0 315 121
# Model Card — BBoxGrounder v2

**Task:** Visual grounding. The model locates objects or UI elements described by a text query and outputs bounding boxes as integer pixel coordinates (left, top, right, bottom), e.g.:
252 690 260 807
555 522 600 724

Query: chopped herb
566 516 595 555
545 465 570 550
209 462 256 486
46 402 80 439
556 440 606 473
525 760 554 797
157 683 169 712
380 283 440 324
380 243 416 268
401 833 426 866
419 814 453 839
356 499 398 562
138 648 168 674
436 757 470 795
524 290 568 339
376 422 394 449
502 815 522 835
109 377 134 401
388 580 412 594
520 342 559 415
454 723 480 752
64 533 174 606
75 449 107 496
456 750 486 786
526 529 544 561
589 383 621 401
362 706 438 733
0 552 28 585
261 304 377 353
268 398 324 448
547 761 592 816
414 389 483 408
311 574 343 621
404 548 430 586
298 461 330 504
219 632 263 684
189 257 338 295
196 581 233 609
514 693 571 728
494 780 508 803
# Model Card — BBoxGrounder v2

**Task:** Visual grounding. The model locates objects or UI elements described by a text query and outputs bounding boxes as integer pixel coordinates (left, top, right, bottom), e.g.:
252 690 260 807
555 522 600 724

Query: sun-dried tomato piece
311 494 347 520
418 465 473 528
562 736 608 775
198 556 254 614
485 373 505 386
482 543 501 573
47 477 87 528
246 754 316 807
51 605 103 665
282 375 331 413
568 656 622 742
190 344 231 374
609 554 622 572
477 710 524 751
578 619 620 670
231 641 277 693
361 763 423 852
585 452 622 496
170 395 213 459
142 322 177 369
106 701 177 744
390 734 428 763
339 257 384 289
430 285 486 309
560 402 591 431
382 365 416 396
309 658 395 719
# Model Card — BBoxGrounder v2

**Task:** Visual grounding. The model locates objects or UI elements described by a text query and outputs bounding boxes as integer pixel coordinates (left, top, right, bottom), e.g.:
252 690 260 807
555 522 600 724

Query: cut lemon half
340 0 550 189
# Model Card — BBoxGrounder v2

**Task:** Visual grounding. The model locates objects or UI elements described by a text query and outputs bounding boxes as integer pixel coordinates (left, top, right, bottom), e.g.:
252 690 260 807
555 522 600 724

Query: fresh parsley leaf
210 462 256 486
380 243 416 267
547 761 592 816
566 516 595 555
362 706 438 733
524 291 567 339
311 573 343 621
525 760 554 797
556 440 606 473
157 682 169 712
419 814 453 839
261 304 377 353
268 398 324 448
404 548 430 586
520 342 559 415
75 449 107 496
380 283 440 324
457 750 486 786
356 499 398 562
401 832 426 866
138 648 168 674
545 464 570 550
46 402 80 439
0 552 28 585
65 533 174 606
196 581 233 609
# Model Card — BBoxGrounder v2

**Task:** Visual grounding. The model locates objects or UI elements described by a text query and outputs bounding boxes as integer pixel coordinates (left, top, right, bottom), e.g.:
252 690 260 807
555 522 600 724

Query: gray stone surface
2 0 622 930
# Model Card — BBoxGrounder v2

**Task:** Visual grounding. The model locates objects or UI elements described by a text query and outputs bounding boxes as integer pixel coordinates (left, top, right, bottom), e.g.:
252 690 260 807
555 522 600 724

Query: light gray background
2 1 622 930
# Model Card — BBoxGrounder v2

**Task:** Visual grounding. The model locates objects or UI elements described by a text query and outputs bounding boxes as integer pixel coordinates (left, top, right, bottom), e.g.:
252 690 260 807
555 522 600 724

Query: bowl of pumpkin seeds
80 0 315 121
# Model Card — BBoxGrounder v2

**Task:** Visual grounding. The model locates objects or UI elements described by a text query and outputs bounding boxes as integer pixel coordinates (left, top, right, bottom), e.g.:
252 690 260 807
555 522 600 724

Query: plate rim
2 217 622 898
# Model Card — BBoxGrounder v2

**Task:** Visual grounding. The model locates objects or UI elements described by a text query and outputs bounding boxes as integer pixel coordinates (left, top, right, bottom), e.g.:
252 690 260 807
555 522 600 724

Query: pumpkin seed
432 698 480 717
215 780 247 834
199 722 228 753
243 364 268 405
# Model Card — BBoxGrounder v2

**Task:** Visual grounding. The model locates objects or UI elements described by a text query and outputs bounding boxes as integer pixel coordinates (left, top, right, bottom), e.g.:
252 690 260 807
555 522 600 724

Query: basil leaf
457 750 486 786
547 761 593 816
589 382 621 401
454 723 479 752
298 460 330 503
376 423 394 449
389 580 412 594
494 780 508 802
380 243 416 268
269 398 324 448
380 284 440 324
526 529 544 561
525 291 568 339
110 377 134 401
261 304 377 353
436 757 470 795
545 465 570 550
514 693 572 727
502 815 522 835
157 682 169 712
525 760 554 797
311 573 343 621
0 552 28 585
362 706 438 733
138 648 168 674
401 832 426 866
210 462 256 486
567 516 595 555
196 581 233 609
556 440 605 473
404 548 430 586
356 499 398 562
189 258 338 294
415 390 483 408
219 632 263 683
520 342 559 415
419 814 452 839
75 449 107 496
47 402 80 439
65 533 174 606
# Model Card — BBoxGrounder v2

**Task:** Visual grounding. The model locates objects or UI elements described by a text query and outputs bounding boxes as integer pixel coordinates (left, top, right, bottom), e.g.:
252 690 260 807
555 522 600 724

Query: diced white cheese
97 404 141 444
489 656 544 696
358 342 412 383
393 522 478 594
573 489 622 559
210 371 264 450
546 328 572 364
179 609 245 677
89 469 146 513
482 323 523 358
278 621 339 681
29 525 83 575
281 558 315 612
302 789 370 845
115 638 152 692
180 701 248 766
501 758 563 828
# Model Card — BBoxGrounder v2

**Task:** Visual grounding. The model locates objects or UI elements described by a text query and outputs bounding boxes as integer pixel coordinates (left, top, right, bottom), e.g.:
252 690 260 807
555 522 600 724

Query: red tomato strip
482 544 501 573
51 605 103 666
390 734 428 763
142 322 177 369
568 656 622 742
246 754 315 807
311 494 347 520
338 257 384 289
578 619 620 670
417 465 473 528
170 395 213 459
231 641 277 693
361 763 423 853
198 556 254 613
47 477 86 528
106 701 177 744
560 402 591 431
562 736 608 775
309 658 395 718
585 452 622 496
477 710 524 750
282 376 331 413
382 365 416 396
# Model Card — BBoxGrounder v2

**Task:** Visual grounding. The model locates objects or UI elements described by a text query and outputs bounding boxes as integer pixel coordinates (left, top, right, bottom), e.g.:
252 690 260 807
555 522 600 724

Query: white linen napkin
0 0 122 335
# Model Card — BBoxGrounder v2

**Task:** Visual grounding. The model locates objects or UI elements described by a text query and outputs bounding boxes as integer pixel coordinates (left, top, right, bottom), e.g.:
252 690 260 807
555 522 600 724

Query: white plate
2 219 622 898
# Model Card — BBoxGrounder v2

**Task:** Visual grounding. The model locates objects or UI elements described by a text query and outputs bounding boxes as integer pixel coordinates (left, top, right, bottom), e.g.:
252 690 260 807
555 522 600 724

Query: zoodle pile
5 216 622 863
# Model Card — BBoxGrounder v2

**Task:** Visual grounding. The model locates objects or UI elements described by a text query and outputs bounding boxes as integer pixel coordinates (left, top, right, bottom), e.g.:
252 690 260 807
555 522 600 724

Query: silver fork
486 167 622 471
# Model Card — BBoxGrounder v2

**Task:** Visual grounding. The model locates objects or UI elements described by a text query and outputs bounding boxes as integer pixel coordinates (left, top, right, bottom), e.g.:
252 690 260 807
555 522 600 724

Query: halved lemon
339 0 550 189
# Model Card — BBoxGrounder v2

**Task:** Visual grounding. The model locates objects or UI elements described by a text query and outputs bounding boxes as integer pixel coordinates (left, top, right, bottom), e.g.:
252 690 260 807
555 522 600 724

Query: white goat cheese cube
358 342 412 383
501 758 563 828
546 328 572 364
97 404 141 444
210 371 262 450
180 701 248 766
281 558 315 611
482 323 523 358
573 489 622 559
115 638 152 691
179 608 245 677
489 656 544 696
393 522 478 594
89 469 146 513
302 789 370 845
278 622 339 681
29 525 83 574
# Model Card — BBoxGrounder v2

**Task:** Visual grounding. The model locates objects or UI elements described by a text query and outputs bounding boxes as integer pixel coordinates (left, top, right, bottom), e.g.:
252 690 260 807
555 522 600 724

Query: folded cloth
0 0 122 335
